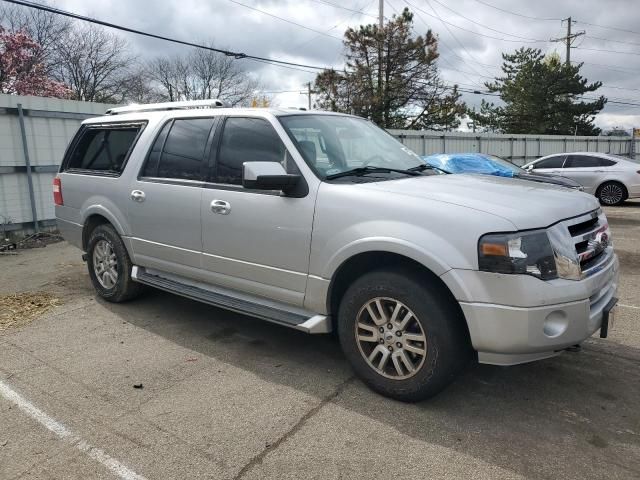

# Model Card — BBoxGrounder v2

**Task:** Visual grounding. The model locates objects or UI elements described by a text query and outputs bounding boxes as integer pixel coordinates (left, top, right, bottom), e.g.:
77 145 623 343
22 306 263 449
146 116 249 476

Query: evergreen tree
469 48 606 135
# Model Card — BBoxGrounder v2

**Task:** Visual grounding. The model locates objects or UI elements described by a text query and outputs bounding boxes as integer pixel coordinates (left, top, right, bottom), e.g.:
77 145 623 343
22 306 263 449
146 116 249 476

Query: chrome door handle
210 199 231 215
130 190 145 202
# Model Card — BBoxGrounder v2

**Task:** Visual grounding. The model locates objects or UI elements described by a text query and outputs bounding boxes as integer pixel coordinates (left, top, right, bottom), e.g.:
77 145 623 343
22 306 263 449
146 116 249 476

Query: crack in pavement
232 375 356 480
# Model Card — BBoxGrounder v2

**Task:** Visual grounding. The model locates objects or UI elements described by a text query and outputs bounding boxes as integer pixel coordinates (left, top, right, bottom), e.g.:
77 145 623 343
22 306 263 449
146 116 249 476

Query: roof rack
105 99 228 115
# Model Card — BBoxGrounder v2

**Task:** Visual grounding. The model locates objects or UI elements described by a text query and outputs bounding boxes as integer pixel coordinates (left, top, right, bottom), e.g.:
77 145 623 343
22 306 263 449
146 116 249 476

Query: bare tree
190 44 258 106
52 23 134 102
0 1 71 72
147 43 258 106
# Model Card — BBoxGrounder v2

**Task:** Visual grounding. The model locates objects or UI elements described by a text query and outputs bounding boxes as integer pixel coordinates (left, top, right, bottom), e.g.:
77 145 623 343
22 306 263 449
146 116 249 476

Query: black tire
596 181 627 206
86 224 143 303
337 268 471 402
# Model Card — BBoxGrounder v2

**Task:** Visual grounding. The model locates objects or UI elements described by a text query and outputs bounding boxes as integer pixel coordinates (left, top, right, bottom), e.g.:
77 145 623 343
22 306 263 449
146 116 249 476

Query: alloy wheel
93 239 118 289
600 184 624 205
355 297 427 380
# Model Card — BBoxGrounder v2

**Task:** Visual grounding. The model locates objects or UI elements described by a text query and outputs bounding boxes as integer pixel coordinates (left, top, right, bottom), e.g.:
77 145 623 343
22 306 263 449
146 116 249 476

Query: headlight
478 230 558 280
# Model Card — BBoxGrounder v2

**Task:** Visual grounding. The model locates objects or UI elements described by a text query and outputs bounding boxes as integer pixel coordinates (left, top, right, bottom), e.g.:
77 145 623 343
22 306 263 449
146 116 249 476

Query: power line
574 20 640 37
289 0 374 55
572 60 640 75
226 0 343 40
415 0 497 78
307 0 379 18
575 46 640 57
1 0 331 72
472 0 561 22
405 0 546 43
428 0 546 42
585 35 640 47
402 1 486 88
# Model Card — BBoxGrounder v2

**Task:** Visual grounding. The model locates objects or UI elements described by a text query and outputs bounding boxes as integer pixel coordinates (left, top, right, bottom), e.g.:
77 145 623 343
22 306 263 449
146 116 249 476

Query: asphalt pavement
1 202 639 479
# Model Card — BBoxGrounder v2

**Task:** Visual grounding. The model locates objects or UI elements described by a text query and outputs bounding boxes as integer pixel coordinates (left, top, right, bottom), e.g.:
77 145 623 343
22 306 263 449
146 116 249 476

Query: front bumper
446 253 619 366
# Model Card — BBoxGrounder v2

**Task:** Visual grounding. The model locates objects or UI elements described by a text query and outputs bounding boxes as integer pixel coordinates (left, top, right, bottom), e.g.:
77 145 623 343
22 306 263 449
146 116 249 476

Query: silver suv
55 100 619 401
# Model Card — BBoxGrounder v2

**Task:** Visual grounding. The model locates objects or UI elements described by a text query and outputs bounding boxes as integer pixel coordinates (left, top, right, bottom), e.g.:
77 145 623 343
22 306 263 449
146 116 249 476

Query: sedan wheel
598 182 625 206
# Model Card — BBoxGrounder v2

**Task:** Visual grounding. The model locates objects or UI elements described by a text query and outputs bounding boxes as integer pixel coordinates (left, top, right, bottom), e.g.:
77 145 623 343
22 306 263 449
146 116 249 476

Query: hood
516 172 582 189
358 174 599 230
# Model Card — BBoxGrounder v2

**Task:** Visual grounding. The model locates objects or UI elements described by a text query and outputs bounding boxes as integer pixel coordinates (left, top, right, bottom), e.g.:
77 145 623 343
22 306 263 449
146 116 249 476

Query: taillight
53 176 63 206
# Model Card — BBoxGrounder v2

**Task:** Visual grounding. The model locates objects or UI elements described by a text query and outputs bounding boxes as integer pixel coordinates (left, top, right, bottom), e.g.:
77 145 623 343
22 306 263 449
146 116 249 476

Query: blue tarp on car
423 153 517 178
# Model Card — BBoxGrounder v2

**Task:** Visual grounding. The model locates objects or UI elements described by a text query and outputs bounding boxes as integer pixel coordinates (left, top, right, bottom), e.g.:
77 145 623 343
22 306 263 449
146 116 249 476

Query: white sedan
523 152 640 206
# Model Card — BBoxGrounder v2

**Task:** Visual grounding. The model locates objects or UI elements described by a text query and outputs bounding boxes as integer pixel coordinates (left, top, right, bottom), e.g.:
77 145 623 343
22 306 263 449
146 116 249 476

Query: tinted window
143 118 215 181
216 117 292 185
533 156 565 169
141 121 171 177
66 125 142 173
565 155 616 168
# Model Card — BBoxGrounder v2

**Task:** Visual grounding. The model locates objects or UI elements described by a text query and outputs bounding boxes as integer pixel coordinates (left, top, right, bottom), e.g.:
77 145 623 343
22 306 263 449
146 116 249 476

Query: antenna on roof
105 99 229 115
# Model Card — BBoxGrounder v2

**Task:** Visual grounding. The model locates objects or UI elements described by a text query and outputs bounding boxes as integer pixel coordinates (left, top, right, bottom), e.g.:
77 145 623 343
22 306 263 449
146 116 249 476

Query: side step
131 266 330 334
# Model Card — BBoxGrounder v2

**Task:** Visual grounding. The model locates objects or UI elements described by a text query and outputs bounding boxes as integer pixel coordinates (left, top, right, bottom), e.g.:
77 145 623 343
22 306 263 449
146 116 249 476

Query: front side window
65 124 143 174
141 118 215 181
279 114 424 180
216 117 294 185
533 156 565 169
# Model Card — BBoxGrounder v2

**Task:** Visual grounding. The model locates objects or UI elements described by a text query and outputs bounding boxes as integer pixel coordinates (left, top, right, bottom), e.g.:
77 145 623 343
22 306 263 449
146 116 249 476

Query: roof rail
105 99 228 115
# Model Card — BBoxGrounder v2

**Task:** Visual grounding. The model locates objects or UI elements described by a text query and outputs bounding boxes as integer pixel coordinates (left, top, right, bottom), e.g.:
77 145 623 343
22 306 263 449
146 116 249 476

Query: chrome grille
547 208 613 280
566 209 612 278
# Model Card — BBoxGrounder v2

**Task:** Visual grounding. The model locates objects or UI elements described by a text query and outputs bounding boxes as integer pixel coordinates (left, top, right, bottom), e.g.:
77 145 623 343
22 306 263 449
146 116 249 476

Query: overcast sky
55 0 640 131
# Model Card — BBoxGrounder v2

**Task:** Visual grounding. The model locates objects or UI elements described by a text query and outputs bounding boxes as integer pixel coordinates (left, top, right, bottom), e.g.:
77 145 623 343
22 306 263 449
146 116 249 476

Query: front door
128 117 217 276
200 116 316 306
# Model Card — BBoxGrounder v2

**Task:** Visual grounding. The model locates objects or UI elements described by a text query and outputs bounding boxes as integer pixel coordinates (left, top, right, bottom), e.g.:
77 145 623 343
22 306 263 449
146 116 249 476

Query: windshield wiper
408 164 450 174
325 166 422 180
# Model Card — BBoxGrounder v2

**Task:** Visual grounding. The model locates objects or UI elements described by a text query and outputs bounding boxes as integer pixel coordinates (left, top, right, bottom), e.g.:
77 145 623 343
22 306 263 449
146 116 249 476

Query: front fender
321 235 453 280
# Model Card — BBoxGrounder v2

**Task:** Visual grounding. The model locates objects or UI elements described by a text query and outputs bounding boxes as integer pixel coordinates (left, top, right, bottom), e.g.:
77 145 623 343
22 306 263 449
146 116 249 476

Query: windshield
279 114 424 180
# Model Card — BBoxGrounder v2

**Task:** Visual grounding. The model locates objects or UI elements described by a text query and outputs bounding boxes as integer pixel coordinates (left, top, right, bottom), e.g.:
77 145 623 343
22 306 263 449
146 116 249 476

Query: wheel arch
81 208 131 258
326 251 472 348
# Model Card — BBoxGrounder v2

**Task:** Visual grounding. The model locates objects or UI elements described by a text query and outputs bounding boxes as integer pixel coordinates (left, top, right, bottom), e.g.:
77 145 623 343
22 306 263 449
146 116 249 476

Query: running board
131 266 330 334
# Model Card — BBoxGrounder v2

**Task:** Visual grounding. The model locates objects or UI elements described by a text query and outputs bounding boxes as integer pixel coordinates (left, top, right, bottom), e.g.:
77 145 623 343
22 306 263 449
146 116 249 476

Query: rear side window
64 124 143 174
565 155 616 168
534 156 565 169
141 118 215 181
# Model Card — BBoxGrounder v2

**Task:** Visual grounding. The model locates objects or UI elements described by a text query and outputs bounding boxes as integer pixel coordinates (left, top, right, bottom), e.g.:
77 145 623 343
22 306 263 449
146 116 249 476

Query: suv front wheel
337 268 471 401
87 224 143 302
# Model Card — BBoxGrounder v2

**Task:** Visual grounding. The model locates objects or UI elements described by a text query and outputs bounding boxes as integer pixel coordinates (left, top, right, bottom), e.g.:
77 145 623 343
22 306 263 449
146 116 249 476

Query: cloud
54 0 640 129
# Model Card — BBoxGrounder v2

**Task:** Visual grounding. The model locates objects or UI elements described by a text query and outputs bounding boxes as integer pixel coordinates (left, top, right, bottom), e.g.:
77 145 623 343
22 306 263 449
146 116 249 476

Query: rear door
529 155 566 175
127 117 217 276
562 155 617 194
199 116 315 306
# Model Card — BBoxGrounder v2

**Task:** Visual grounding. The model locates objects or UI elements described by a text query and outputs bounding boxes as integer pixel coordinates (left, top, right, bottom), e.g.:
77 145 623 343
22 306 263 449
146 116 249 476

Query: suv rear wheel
337 269 471 401
87 224 143 302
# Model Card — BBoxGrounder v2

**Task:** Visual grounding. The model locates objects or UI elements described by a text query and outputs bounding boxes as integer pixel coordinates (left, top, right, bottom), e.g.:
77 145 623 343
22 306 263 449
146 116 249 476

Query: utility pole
301 82 317 110
550 17 585 66
379 0 384 29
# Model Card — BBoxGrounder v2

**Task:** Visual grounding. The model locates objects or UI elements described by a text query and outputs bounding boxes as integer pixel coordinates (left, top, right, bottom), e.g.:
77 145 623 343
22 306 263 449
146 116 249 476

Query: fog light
543 310 568 338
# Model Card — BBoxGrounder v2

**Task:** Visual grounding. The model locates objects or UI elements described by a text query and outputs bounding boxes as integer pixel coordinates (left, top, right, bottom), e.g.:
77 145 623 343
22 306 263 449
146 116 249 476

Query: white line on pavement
619 303 640 310
0 380 147 480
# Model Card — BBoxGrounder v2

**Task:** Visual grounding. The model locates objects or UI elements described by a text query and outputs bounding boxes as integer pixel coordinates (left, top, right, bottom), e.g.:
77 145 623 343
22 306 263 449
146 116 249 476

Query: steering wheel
362 155 387 167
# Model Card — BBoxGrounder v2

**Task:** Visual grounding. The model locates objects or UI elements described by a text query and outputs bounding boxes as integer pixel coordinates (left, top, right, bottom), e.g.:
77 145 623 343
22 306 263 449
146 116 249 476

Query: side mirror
242 162 300 194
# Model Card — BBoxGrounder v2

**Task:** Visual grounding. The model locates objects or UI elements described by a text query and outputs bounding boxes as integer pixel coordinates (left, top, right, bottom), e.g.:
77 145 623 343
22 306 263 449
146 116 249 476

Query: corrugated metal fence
387 129 639 166
1 93 638 237
0 94 115 237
